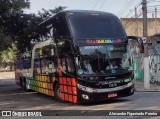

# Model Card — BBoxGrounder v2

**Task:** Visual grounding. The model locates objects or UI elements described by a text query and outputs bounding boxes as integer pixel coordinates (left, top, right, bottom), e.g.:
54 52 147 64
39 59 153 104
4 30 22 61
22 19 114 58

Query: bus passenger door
57 45 77 103
52 15 78 103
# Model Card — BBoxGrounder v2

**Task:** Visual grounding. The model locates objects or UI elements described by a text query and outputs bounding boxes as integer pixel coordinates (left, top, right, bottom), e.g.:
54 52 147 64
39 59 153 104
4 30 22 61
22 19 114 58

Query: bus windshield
68 13 126 39
76 44 133 76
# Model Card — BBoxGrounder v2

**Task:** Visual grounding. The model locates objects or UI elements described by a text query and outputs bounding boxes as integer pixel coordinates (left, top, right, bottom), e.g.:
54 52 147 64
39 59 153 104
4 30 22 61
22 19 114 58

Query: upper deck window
68 13 126 39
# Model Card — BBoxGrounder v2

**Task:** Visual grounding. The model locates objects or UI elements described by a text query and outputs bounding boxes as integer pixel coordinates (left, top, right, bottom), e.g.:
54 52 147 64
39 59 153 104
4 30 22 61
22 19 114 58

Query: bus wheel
22 78 29 92
20 77 24 89
54 83 63 102
23 78 29 92
20 77 22 87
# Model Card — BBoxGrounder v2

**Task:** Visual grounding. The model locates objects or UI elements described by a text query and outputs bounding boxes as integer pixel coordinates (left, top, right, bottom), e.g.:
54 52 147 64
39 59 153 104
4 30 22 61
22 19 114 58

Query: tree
0 0 30 50
15 6 66 52
0 0 66 53
0 48 14 62
0 0 66 71
0 0 30 22
0 33 12 51
38 6 66 20
0 47 14 71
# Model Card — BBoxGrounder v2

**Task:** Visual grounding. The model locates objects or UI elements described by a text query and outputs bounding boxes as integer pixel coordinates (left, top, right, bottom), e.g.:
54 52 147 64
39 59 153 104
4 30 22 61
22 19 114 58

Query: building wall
121 18 160 37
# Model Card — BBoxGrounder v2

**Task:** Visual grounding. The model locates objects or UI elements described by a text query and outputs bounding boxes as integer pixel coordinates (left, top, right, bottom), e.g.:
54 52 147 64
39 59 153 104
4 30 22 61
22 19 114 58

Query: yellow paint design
28 74 56 98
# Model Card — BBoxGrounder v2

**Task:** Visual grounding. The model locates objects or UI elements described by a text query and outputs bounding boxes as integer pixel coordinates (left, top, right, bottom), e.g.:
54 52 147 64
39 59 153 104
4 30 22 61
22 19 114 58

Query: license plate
108 93 117 98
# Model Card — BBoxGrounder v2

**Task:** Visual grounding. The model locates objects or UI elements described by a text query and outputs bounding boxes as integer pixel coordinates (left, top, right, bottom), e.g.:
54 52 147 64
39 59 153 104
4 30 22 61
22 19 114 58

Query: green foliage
0 47 15 71
0 0 31 52
38 6 66 20
0 0 66 53
0 0 30 16
0 47 14 62
15 6 66 52
0 0 66 70
0 33 12 51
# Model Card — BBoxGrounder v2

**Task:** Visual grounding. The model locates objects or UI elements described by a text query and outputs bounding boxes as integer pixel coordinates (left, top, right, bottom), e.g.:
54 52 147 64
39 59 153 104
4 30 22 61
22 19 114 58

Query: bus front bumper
77 81 134 102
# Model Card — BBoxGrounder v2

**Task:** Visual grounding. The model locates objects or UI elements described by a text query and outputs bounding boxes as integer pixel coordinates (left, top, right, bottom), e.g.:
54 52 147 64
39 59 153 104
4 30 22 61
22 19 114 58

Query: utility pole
142 0 150 90
152 12 154 18
135 7 138 36
135 7 138 18
155 7 157 33
142 0 148 37
155 7 157 19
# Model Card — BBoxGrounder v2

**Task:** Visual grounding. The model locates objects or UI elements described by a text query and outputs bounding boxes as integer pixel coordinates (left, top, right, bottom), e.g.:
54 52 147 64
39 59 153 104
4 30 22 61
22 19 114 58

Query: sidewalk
134 80 160 91
0 71 15 79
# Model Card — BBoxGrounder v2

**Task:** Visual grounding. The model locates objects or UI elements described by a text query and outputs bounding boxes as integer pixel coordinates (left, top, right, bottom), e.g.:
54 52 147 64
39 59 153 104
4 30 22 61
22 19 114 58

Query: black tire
54 83 64 102
21 78 29 92
20 77 23 89
23 78 29 92
21 78 25 90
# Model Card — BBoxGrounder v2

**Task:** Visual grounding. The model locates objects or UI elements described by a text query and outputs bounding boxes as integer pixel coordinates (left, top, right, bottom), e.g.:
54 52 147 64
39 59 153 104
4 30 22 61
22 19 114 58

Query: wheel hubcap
57 87 61 98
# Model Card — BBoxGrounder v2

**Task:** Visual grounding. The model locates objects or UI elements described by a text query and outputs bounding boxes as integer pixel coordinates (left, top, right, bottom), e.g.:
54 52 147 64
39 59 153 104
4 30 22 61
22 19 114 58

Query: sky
25 0 160 18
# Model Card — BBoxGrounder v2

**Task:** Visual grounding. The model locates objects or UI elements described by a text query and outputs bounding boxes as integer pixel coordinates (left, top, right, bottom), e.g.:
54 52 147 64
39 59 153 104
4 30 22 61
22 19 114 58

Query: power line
99 0 106 10
123 11 142 28
117 0 142 18
92 0 100 10
120 0 135 17
116 0 129 16
122 0 159 33
116 0 148 24
146 0 160 17
117 0 136 18
148 5 160 7
122 0 142 18
148 0 160 2
123 8 142 28
124 1 142 18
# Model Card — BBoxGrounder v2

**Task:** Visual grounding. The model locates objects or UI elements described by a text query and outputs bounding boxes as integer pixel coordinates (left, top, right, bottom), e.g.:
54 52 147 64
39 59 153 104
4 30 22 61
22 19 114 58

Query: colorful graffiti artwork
130 43 144 80
149 43 160 83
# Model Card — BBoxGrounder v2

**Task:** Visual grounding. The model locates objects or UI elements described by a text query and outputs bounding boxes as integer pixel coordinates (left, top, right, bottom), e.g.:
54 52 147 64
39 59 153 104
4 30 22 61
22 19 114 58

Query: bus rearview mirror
127 36 144 53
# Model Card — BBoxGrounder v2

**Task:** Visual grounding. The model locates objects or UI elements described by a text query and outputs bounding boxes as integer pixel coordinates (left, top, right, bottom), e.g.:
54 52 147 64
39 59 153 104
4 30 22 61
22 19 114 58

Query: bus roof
35 10 117 30
62 10 115 15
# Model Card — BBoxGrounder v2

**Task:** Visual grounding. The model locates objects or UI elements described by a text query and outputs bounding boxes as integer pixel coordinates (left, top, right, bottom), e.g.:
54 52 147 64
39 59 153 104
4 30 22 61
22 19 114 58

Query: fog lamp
82 94 89 100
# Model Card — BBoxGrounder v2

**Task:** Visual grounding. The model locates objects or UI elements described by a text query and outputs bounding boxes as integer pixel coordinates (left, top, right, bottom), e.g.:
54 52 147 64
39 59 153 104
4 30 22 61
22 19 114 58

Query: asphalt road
0 73 160 119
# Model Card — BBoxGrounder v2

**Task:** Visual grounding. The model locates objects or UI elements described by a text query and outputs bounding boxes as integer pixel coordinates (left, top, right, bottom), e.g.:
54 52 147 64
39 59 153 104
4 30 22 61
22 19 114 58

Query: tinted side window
60 55 75 73
34 46 57 74
34 48 41 73
41 45 57 74
52 16 69 37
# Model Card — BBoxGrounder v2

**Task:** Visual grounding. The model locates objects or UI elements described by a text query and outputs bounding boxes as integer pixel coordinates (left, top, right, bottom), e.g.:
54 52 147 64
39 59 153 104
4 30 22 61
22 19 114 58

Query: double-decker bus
15 10 143 103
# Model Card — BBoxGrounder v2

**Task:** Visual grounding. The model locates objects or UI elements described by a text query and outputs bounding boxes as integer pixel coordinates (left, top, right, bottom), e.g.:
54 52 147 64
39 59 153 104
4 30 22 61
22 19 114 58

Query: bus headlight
77 84 96 93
